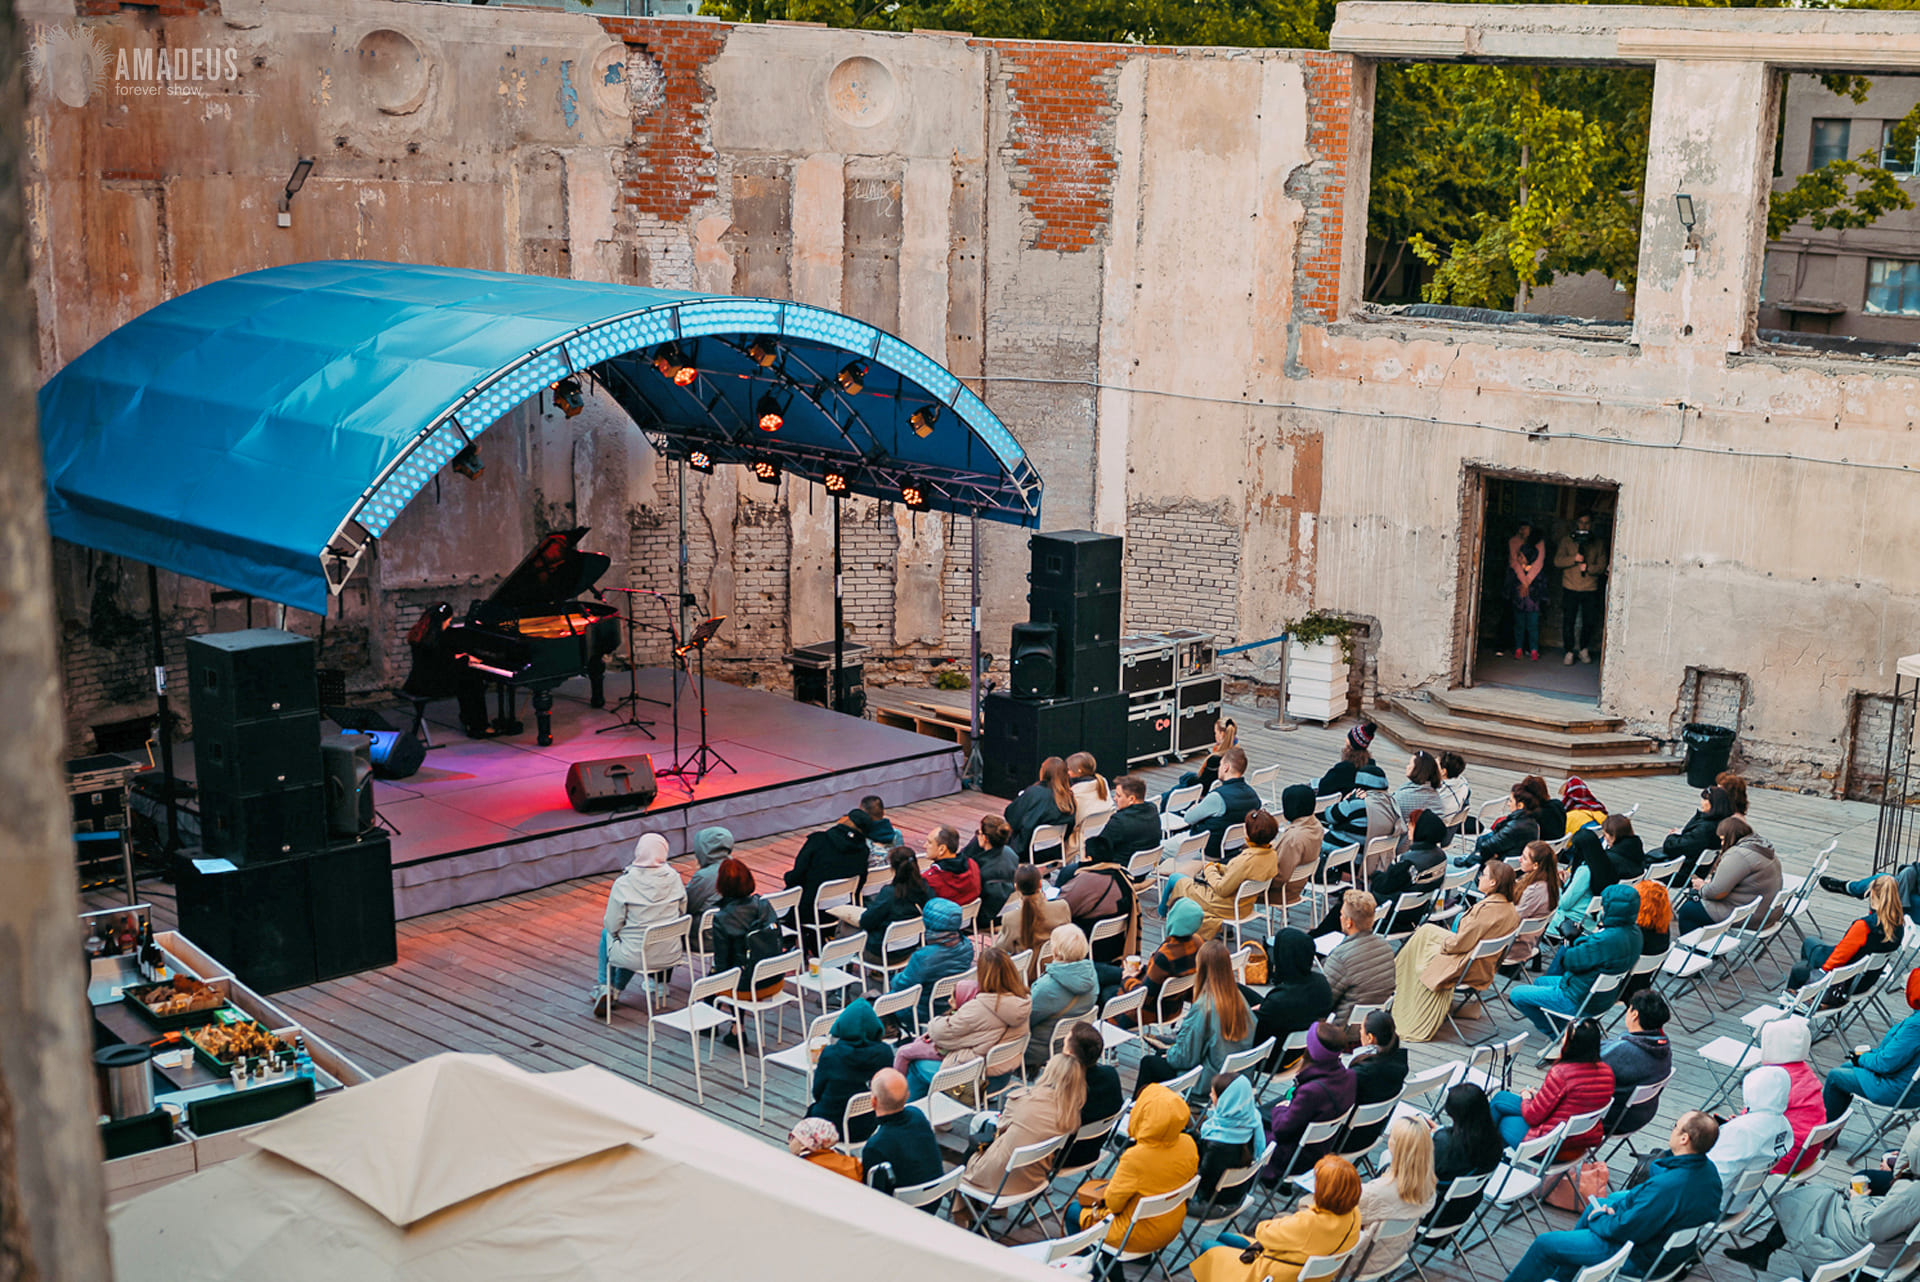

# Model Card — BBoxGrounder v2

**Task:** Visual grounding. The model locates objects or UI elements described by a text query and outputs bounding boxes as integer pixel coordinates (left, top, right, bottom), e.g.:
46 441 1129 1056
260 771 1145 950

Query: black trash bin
1682 722 1736 788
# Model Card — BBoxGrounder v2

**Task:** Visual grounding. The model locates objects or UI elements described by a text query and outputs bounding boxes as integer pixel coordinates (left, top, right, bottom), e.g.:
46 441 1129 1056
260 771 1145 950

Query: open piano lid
488 528 612 611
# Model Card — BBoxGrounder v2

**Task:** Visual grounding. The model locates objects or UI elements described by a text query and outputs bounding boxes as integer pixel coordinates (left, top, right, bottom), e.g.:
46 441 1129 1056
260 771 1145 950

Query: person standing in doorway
1554 513 1609 665
1500 522 1547 661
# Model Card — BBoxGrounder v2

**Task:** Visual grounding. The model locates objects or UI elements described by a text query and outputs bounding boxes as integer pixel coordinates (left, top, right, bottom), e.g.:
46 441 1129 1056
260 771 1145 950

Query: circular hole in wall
828 56 896 128
355 28 431 117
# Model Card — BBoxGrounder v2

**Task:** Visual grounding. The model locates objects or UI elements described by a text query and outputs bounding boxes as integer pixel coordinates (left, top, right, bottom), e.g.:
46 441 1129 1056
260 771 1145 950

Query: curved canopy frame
38 261 1041 614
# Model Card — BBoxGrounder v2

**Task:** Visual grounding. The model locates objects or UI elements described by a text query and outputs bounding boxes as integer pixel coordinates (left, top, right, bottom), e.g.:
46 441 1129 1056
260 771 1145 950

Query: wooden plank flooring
112 700 1894 1279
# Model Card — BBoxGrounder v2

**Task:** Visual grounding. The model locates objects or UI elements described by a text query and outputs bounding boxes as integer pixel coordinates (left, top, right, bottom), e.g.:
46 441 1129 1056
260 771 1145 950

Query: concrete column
894 509 944 646
1633 59 1775 355
787 154 845 647
1094 58 1148 539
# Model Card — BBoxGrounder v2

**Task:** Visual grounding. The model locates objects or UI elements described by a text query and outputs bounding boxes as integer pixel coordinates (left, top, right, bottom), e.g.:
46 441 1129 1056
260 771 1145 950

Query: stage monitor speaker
1058 641 1121 701
319 734 375 838
192 710 323 797
365 729 426 780
1026 587 1122 650
309 832 398 982
186 629 318 723
1009 623 1058 700
1028 530 1123 595
199 784 326 863
174 852 317 992
565 754 660 813
982 691 1082 799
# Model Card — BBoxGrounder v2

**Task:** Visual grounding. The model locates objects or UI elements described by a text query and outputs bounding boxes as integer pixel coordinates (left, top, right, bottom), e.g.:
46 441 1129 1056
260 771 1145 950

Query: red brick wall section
597 17 729 225
988 41 1131 254
1298 51 1356 323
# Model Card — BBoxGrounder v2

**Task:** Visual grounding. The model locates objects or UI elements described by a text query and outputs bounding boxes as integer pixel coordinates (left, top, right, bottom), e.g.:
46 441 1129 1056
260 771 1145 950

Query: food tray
186 1020 295 1074
122 978 231 1031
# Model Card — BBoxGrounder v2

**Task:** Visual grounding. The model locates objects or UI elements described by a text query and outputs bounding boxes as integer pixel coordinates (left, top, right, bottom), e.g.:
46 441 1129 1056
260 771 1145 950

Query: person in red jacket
1790 874 1904 995
922 825 980 905
1488 1018 1615 1158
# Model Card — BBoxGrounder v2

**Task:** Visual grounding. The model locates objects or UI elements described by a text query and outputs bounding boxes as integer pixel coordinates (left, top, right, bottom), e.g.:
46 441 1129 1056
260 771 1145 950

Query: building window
1884 122 1918 175
1866 260 1920 315
1811 118 1852 169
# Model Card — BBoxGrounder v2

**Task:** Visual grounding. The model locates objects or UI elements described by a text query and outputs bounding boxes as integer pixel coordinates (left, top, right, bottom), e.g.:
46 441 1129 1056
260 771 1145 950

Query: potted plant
1285 613 1357 722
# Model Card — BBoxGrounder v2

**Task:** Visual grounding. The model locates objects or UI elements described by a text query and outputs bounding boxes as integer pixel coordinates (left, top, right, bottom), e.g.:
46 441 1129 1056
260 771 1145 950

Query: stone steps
1373 690 1684 779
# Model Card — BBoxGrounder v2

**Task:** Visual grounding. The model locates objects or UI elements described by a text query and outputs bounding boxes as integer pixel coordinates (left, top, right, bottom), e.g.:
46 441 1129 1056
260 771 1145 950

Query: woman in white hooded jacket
594 833 688 1017
1711 1065 1794 1212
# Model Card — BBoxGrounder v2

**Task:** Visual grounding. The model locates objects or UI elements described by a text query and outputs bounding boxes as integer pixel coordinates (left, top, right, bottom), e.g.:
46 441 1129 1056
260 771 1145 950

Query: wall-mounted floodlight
278 158 315 229
1675 193 1699 264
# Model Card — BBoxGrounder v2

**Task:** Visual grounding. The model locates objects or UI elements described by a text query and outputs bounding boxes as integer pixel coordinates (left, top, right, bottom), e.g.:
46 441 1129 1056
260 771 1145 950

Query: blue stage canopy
38 261 1042 614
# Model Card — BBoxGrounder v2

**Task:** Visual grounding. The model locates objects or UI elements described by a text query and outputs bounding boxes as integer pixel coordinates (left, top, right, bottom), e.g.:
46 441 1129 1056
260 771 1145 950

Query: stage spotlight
824 469 850 496
756 394 784 433
688 450 715 474
451 444 485 480
653 345 698 387
901 481 930 511
837 362 867 396
748 336 779 368
751 458 781 486
552 377 585 418
910 405 940 438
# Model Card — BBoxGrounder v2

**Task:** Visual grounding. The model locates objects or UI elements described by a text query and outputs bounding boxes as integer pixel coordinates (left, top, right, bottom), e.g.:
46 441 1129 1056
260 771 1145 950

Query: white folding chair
920 1055 988 1131
1846 1056 1920 1162
1659 897 1760 1030
1221 823 1249 857
1645 855 1685 886
1014 1215 1113 1266
652 966 744 1100
1315 791 1343 815
1248 763 1280 804
927 971 965 1022
872 983 923 1033
1347 1217 1422 1282
689 907 720 975
955 1131 1068 1237
1808 1245 1874 1282
1570 1243 1634 1282
1390 1060 1461 1127
1220 1038 1276 1080
1222 878 1273 952
1095 987 1148 1061
854 918 925 991
1445 929 1519 1043
1257 1111 1350 1216
978 1035 1032 1109
602 912 691 1026
1634 1224 1705 1282
1038 1112 1125 1233
763 1010 837 1102
1170 1140 1274 1270
1363 833 1399 878
1408 1171 1493 1281
1093 1175 1200 1272
791 930 867 1020
1304 842 1359 923
1467 1121 1568 1269
1079 810 1113 844
804 875 862 956
1297 1245 1359 1282
1162 785 1202 823
1600 1072 1672 1160
1089 915 1128 956
1153 973 1197 1025
891 1164 964 1212
1031 823 1069 868
719 950 806 1119
763 884 804 952
841 1090 876 1158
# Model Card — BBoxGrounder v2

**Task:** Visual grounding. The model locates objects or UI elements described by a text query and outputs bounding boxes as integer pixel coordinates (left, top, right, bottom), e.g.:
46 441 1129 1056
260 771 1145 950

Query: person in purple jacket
1260 1020 1358 1185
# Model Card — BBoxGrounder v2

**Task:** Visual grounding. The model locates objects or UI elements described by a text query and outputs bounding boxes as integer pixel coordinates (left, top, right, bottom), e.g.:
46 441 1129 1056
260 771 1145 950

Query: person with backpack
709 857 788 1050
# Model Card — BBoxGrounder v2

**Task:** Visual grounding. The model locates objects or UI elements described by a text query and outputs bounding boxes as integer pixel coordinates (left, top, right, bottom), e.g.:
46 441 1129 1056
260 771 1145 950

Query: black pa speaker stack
983 531 1128 798
187 629 327 862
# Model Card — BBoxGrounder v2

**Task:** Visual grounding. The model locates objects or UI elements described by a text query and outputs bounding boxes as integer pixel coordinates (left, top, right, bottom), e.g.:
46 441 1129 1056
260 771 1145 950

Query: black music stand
596 588 659 739
662 616 734 783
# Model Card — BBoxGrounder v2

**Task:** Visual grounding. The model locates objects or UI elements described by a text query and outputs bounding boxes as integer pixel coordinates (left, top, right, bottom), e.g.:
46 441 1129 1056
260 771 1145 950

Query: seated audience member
837 847 928 960
1367 811 1452 933
1548 820 1625 938
1318 724 1377 799
963 1052 1084 1200
1674 816 1780 935
1084 774 1164 865
1064 752 1116 862
1392 861 1521 1042
1437 751 1472 826
1254 928 1335 1069
1727 1120 1920 1275
1502 1112 1722 1282
1791 873 1904 993
788 1117 861 1182
1026 924 1098 1071
1168 748 1263 862
1718 771 1751 817
1320 891 1397 1022
1822 863 1920 924
1262 1021 1358 1184
961 814 1019 918
807 998 894 1138
1759 1014 1827 1175
785 809 874 929
710 858 786 1046
1533 775 1569 842
1004 756 1075 859
1057 833 1139 964
1661 785 1735 884
1488 1018 1614 1157
1139 940 1256 1095
1194 1155 1363 1282
998 865 1072 971
1321 763 1399 863
1194 1073 1262 1215
888 897 973 1023
1078 1082 1199 1254
1620 879 1672 1001
1429 1084 1504 1229
1600 990 1672 1133
1345 1010 1410 1152
1560 776 1607 833
1825 968 1920 1121
593 833 687 1019
1160 808 1283 942
1274 784 1327 898
1463 778 1545 867
1391 751 1448 834
1710 1065 1793 1212
860 795 900 846
1509 883 1641 1040
683 825 735 924
1061 1021 1125 1168
1118 898 1206 1023
1601 812 1647 881
921 825 980 905
860 1068 942 1198
1162 720 1240 809
1356 1121 1439 1277
1505 842 1560 970
895 944 1030 1098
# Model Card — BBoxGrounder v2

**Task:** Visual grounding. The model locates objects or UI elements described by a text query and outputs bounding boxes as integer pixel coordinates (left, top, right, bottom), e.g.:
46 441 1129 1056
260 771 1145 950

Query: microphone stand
595 587 663 738
643 591 694 793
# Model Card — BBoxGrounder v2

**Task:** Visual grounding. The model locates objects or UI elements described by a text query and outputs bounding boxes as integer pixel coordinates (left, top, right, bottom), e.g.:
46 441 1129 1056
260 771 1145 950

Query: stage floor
183 669 963 917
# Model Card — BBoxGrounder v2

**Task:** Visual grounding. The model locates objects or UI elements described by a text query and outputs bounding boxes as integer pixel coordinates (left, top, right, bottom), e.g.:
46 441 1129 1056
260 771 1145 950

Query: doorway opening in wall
1456 469 1619 702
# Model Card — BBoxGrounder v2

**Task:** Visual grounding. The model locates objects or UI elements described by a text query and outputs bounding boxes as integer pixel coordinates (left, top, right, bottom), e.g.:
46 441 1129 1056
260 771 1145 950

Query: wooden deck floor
121 701 1892 1279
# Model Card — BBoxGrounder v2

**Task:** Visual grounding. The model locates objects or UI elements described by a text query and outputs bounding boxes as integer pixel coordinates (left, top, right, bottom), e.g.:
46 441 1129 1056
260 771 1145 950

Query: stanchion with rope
1218 632 1296 732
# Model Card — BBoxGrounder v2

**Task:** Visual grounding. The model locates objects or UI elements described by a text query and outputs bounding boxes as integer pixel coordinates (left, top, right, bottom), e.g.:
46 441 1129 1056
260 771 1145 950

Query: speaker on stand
1009 623 1059 700
319 734 375 839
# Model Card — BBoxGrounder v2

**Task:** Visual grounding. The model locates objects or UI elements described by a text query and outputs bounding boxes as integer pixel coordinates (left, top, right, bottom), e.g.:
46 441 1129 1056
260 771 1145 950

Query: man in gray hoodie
684 826 735 924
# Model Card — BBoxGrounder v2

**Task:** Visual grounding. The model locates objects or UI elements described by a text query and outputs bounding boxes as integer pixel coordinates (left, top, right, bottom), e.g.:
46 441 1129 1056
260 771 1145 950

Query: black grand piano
439 528 622 746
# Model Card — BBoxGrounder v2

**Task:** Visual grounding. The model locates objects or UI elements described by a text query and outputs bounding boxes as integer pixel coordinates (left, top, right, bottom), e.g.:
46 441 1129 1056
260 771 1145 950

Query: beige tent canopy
110 1053 1063 1282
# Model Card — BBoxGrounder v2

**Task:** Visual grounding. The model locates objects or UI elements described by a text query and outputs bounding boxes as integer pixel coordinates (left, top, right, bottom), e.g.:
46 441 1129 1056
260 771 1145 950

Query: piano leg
532 689 556 747
587 654 607 709
491 683 524 738
456 672 491 737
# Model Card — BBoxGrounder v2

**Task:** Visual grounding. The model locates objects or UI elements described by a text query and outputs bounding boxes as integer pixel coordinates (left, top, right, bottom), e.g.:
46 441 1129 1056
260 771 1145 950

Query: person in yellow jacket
1078 1082 1200 1251
1191 1155 1364 1282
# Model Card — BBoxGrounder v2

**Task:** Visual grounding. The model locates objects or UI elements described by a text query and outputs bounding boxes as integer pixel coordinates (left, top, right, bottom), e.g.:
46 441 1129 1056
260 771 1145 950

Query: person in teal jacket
888 898 972 1022
1509 883 1642 1040
1825 968 1920 1118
